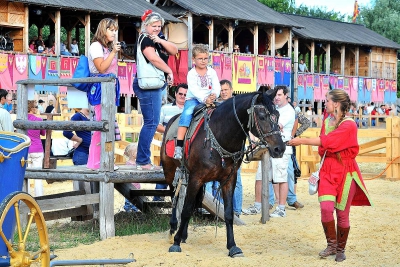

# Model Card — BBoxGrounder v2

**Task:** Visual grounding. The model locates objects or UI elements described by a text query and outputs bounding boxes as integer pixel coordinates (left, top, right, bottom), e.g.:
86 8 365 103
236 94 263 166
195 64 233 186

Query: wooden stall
0 0 25 52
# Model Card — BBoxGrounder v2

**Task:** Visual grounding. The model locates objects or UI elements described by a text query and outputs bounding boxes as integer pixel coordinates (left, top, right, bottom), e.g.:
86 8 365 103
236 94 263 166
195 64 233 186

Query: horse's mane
217 91 276 115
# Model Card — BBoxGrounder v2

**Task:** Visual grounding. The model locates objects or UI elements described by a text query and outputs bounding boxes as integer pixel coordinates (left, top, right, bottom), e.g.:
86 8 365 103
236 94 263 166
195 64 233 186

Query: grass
18 208 222 252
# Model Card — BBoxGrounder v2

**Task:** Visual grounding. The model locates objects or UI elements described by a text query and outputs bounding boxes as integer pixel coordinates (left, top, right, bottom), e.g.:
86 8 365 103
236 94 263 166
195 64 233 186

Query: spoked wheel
0 191 50 266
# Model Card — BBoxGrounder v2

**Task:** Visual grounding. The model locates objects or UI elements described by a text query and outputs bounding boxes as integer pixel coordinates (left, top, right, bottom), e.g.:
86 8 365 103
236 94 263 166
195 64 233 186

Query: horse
160 87 286 257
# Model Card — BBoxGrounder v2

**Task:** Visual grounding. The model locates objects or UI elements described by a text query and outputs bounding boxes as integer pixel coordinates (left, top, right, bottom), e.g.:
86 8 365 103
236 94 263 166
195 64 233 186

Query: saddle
165 104 215 159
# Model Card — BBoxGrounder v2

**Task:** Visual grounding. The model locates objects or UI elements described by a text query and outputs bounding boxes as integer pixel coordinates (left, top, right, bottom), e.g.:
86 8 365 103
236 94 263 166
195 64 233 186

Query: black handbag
292 153 301 178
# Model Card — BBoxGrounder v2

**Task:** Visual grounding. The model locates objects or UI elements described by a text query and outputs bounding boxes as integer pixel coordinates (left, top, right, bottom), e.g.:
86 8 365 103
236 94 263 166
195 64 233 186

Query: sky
295 0 372 15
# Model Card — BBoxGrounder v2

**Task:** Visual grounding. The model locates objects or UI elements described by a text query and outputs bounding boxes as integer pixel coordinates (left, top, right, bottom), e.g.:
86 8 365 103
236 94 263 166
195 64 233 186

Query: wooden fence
297 116 400 180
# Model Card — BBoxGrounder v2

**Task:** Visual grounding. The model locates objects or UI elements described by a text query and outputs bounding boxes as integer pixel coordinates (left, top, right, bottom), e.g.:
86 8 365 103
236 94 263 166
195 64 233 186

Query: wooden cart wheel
0 191 50 267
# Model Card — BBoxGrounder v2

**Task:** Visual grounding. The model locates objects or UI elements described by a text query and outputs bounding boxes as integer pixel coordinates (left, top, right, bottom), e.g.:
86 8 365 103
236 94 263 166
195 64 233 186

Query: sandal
136 163 162 171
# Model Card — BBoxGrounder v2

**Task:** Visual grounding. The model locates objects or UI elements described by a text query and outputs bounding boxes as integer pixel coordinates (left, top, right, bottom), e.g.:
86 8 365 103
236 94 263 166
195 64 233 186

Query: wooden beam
48 13 56 24
13 120 109 131
233 28 242 39
261 150 272 223
77 16 86 26
355 47 359 76
247 26 254 35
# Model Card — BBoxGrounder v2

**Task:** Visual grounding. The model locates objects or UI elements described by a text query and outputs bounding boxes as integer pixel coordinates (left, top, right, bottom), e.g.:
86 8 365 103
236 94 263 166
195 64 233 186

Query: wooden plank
202 192 245 226
34 193 100 211
99 182 115 239
13 120 109 132
35 190 85 201
43 207 89 221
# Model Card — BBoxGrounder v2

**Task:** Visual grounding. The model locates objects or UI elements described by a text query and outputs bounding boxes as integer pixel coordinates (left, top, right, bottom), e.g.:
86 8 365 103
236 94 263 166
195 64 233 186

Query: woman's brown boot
319 220 337 257
335 226 350 262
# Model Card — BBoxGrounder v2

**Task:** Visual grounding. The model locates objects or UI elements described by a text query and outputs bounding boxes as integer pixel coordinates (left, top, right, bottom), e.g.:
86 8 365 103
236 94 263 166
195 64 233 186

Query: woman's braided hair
328 89 351 164
328 89 351 129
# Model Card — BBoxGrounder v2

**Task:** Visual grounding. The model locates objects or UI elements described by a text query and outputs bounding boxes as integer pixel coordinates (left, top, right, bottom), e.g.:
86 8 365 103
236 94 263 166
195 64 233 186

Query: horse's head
248 88 286 158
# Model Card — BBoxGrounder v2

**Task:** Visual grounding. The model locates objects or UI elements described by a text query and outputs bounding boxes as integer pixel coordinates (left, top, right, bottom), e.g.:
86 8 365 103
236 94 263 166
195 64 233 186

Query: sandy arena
45 173 400 267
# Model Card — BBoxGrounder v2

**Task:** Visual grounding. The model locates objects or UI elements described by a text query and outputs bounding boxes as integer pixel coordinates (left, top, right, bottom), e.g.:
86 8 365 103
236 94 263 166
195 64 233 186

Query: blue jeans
153 183 168 201
205 167 243 214
179 99 201 127
133 78 165 165
72 149 89 165
286 155 297 205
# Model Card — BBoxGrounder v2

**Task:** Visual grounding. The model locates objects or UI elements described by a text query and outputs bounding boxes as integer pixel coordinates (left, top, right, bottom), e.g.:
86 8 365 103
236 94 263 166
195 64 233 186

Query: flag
352 0 360 23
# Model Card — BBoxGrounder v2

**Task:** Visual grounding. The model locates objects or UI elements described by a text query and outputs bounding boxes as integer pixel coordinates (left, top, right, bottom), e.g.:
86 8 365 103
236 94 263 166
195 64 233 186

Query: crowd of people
0 10 379 263
27 34 79 56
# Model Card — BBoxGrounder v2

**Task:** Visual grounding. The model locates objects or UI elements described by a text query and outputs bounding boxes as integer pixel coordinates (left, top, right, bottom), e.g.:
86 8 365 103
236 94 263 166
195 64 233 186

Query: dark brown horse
161 88 285 257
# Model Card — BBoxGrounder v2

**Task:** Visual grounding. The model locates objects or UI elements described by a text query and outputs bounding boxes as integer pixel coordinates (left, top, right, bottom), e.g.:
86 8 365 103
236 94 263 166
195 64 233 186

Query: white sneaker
242 205 261 215
173 146 183 160
270 207 286 218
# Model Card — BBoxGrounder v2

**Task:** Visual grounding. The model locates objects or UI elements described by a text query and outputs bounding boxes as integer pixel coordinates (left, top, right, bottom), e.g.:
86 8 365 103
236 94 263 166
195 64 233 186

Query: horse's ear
265 87 278 99
258 85 270 94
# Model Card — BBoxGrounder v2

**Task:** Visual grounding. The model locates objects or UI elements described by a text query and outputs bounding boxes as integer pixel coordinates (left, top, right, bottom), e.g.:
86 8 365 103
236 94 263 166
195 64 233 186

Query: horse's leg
222 173 244 257
169 179 202 253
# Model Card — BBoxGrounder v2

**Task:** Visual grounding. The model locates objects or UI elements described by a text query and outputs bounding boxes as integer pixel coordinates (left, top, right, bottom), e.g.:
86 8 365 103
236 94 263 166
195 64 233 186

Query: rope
363 155 400 180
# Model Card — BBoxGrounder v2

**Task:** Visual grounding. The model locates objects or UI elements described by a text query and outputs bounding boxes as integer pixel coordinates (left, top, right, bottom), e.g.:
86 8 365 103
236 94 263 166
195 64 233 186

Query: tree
258 0 346 21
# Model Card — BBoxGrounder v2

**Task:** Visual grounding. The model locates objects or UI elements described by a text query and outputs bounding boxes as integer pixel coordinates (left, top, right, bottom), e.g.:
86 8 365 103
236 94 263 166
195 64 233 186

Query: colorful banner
168 50 189 86
257 55 274 86
313 74 323 100
232 54 257 93
212 51 232 82
273 57 291 86
117 61 136 95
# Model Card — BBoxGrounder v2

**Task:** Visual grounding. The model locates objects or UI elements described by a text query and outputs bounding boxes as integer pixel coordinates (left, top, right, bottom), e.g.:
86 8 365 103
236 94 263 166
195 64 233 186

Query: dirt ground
44 172 400 267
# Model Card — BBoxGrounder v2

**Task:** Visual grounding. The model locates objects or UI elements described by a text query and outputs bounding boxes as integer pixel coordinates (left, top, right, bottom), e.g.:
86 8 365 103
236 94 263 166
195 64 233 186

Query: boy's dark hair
220 80 232 88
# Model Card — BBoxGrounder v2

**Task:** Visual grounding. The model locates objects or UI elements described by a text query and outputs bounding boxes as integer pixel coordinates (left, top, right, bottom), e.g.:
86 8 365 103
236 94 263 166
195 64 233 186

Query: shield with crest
29 55 41 75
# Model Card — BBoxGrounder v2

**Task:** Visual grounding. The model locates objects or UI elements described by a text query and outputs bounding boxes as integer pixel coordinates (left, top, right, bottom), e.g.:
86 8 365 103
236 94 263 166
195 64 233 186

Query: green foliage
258 0 346 21
359 0 400 45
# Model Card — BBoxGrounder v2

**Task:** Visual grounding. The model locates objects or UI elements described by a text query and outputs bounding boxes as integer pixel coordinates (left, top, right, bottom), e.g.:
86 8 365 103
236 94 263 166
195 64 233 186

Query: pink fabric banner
257 55 274 86
168 50 189 85
118 61 136 95
313 74 323 100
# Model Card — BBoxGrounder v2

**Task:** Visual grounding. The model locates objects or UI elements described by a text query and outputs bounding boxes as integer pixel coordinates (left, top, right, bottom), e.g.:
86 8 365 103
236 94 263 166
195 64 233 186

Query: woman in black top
133 10 177 170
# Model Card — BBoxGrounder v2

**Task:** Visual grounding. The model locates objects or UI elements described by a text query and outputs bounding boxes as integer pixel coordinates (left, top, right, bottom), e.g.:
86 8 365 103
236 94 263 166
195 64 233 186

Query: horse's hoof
181 239 186 243
228 246 244 258
169 245 182 253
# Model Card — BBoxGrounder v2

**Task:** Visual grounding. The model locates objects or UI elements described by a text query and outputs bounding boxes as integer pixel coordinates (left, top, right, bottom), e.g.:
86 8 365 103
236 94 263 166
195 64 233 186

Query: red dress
317 115 372 210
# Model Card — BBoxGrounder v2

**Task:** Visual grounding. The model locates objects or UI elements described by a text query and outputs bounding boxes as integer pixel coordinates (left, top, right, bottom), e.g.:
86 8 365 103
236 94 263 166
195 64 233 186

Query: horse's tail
193 184 205 212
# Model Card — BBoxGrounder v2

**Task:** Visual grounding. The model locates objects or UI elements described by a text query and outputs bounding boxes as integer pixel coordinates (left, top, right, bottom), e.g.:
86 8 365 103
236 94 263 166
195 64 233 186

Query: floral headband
141 10 153 22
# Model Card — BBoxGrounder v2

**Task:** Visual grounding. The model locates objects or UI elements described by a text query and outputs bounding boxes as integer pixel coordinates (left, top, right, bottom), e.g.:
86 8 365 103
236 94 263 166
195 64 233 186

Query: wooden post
261 151 271 223
228 23 234 53
310 41 315 73
355 47 359 76
325 44 331 75
254 25 259 55
42 113 61 169
99 80 116 239
55 11 61 55
208 18 214 51
293 38 299 100
187 13 193 69
340 45 345 75
23 7 29 53
84 14 91 56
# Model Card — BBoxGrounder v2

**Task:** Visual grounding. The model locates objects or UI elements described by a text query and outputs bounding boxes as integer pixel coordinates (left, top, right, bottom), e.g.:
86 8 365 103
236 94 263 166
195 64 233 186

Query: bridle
233 94 281 149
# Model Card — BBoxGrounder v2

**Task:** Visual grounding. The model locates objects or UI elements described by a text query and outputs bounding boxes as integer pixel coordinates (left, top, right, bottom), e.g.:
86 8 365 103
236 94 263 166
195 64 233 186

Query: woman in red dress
289 89 372 262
